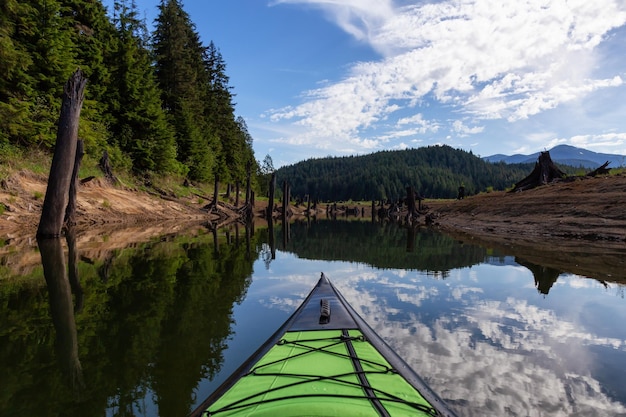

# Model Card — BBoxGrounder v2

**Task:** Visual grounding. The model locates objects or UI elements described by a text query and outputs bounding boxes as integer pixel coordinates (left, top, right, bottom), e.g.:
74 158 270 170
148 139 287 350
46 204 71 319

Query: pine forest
1 0 255 187
275 146 537 201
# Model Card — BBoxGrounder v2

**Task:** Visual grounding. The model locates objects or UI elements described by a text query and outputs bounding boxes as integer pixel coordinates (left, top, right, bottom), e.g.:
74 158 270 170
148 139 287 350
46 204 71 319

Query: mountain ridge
483 144 626 168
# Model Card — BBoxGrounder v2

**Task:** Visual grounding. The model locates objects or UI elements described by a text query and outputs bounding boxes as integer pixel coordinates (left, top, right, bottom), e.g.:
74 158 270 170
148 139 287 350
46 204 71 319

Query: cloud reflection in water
254 262 626 416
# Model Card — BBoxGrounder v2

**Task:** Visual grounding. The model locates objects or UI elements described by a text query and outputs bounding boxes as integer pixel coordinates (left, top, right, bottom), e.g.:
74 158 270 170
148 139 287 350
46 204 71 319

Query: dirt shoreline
427 173 626 243
2 170 626 283
2 169 626 245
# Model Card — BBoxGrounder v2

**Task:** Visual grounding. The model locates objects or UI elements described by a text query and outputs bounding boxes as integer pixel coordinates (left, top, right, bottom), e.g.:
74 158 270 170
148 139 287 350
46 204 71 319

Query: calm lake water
1 219 626 417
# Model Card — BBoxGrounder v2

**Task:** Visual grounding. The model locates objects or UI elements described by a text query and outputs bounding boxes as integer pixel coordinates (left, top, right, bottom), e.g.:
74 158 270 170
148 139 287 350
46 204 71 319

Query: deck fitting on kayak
319 298 331 324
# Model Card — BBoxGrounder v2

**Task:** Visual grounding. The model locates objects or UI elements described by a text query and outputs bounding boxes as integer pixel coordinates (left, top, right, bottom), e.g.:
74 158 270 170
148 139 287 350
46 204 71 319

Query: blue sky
105 0 626 168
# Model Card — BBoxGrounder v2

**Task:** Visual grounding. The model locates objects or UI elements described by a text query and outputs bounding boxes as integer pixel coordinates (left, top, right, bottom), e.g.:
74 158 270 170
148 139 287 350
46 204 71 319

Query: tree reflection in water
1 226 261 417
38 230 84 396
1 220 625 417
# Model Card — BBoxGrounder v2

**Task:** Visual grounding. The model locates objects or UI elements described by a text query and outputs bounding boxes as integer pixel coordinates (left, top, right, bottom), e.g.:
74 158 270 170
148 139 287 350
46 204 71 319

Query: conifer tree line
276 146 537 201
0 0 256 187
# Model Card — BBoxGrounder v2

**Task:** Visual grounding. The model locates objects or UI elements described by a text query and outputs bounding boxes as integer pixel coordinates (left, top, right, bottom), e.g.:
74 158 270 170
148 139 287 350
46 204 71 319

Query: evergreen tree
203 42 238 184
0 0 34 145
1 0 257 189
59 0 116 154
275 146 537 201
109 0 178 174
0 0 76 147
235 116 257 188
60 0 114 105
152 0 213 181
235 116 255 169
257 154 274 197
27 0 78 147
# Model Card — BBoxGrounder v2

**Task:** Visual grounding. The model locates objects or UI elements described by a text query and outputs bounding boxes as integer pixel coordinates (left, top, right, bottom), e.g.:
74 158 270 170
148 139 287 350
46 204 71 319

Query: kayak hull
190 273 457 417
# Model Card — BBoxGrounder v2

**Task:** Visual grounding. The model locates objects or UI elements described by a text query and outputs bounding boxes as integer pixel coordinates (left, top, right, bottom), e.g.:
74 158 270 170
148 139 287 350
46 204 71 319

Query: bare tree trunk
586 161 611 177
510 151 566 192
64 140 84 227
406 186 418 220
282 180 291 217
267 172 276 218
38 69 87 238
211 174 219 209
245 161 252 206
99 150 117 184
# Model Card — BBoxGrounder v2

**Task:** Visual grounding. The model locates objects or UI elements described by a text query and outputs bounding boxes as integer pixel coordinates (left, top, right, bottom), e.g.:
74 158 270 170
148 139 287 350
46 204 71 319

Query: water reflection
516 257 563 295
444 229 626 283
345 271 626 416
251 266 626 416
38 231 84 396
0 226 265 417
276 219 492 274
1 220 625 417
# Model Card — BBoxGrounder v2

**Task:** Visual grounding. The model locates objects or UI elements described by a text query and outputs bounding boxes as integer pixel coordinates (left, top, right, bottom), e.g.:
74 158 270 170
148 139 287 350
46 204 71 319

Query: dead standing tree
509 151 566 193
98 150 118 184
405 186 419 222
64 139 84 226
38 69 87 238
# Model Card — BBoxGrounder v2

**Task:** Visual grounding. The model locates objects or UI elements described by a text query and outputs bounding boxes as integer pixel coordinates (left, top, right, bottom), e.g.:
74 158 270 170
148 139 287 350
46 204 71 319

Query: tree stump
99 150 117 184
509 151 566 192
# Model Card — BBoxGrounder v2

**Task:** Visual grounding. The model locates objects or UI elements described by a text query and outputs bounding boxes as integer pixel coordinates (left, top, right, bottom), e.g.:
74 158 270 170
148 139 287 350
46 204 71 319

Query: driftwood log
38 69 87 238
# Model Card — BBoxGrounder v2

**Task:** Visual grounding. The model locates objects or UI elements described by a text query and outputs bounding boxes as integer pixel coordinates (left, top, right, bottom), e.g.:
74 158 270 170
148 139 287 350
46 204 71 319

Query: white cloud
268 0 626 156
569 133 626 150
271 0 395 42
452 120 484 136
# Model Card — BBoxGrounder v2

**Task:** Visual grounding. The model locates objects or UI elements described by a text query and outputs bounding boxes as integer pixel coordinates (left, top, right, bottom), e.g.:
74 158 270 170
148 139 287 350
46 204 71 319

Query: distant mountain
483 145 626 168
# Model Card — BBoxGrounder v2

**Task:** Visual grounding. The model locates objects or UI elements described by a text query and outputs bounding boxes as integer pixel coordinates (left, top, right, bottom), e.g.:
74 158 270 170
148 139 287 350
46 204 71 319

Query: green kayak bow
190 273 458 417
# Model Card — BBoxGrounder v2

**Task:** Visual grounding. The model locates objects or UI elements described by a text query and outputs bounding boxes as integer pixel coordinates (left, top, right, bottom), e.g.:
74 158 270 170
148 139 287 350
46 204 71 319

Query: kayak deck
191 274 457 417
207 329 437 416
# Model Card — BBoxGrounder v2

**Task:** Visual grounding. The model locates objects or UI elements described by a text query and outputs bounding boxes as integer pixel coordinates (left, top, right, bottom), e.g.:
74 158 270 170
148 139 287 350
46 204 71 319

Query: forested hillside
276 146 535 200
0 0 255 187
